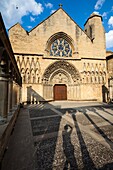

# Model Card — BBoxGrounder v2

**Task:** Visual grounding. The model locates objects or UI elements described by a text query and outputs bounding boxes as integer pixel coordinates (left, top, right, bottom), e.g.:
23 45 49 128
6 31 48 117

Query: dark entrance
54 84 67 100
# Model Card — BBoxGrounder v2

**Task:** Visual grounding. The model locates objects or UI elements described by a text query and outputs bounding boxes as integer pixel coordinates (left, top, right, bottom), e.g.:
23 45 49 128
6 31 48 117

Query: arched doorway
54 84 67 100
42 60 80 100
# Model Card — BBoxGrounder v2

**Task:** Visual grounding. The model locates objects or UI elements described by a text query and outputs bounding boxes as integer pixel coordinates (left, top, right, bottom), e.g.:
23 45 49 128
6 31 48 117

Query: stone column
0 75 8 124
12 81 18 109
17 84 20 105
18 85 22 104
17 84 21 105
8 78 13 115
15 83 18 105
109 79 113 101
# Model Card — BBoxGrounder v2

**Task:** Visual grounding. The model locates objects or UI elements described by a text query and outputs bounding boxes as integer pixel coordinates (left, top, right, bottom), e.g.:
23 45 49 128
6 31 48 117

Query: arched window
21 68 25 83
50 38 72 57
25 69 30 84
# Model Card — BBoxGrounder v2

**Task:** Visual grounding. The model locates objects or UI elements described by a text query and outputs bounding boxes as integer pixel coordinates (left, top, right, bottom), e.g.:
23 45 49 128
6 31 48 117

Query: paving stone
1 102 113 170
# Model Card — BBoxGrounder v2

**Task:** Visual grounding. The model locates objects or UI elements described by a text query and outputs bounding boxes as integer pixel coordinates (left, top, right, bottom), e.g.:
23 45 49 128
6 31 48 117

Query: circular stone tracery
50 38 72 57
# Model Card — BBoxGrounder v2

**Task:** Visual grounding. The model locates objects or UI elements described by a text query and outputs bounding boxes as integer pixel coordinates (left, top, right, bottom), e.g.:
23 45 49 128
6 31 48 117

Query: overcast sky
0 0 113 51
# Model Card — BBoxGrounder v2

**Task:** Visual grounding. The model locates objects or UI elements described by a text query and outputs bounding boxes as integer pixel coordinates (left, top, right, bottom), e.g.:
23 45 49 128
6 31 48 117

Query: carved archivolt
16 55 41 84
43 60 80 84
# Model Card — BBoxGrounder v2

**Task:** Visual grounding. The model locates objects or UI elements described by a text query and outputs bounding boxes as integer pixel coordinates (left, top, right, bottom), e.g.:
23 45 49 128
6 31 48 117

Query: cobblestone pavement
1 101 113 170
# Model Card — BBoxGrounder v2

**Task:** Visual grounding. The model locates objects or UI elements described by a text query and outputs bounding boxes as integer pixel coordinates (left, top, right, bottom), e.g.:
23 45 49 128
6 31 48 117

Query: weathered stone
9 8 108 102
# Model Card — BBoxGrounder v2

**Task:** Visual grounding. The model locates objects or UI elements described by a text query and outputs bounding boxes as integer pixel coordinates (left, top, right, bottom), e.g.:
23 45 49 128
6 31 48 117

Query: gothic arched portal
43 60 81 100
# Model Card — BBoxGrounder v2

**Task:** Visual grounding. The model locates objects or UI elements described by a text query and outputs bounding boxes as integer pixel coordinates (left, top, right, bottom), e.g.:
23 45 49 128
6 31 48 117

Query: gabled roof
8 7 91 40
8 22 20 30
29 7 86 35
8 22 28 34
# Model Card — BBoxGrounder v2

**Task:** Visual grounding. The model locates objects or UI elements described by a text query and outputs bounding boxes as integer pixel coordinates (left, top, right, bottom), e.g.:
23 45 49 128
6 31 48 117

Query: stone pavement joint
51 107 113 151
1 101 113 170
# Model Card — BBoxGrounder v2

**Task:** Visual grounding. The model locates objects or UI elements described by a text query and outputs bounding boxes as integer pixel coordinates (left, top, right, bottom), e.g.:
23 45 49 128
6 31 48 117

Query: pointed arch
35 68 40 83
35 57 41 73
42 60 80 84
25 68 30 83
49 69 71 82
30 69 35 83
45 32 76 56
30 57 35 70
21 68 25 83
25 57 30 69
50 69 72 84
20 56 26 69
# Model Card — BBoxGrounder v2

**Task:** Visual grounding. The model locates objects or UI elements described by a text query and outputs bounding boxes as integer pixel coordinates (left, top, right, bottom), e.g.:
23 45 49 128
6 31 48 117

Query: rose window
50 38 72 57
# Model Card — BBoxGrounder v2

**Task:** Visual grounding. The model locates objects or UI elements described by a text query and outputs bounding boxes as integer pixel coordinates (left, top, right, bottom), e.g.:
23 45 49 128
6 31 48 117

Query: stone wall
106 55 113 101
9 8 107 102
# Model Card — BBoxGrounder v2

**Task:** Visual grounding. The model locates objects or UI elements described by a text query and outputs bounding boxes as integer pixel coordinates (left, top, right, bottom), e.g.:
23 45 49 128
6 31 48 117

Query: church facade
9 7 107 103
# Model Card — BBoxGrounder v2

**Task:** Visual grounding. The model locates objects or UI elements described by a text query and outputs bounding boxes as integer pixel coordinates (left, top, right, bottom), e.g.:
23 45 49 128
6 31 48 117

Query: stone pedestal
0 76 8 124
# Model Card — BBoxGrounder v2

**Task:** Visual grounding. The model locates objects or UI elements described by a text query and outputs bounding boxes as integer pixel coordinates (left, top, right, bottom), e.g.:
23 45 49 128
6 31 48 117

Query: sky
0 0 113 51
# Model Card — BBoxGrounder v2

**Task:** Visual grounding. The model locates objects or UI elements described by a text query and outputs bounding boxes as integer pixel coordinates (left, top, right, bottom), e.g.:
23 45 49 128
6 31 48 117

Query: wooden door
54 84 67 100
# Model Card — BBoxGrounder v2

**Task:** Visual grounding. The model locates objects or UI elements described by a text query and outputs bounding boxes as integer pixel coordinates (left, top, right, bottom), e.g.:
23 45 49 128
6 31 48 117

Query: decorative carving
82 62 106 84
43 60 80 84
50 38 72 57
15 55 40 84
46 32 76 57
52 73 68 83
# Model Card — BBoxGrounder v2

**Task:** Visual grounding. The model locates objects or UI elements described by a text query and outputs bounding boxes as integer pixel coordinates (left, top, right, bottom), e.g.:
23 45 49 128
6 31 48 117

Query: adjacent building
106 51 113 102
